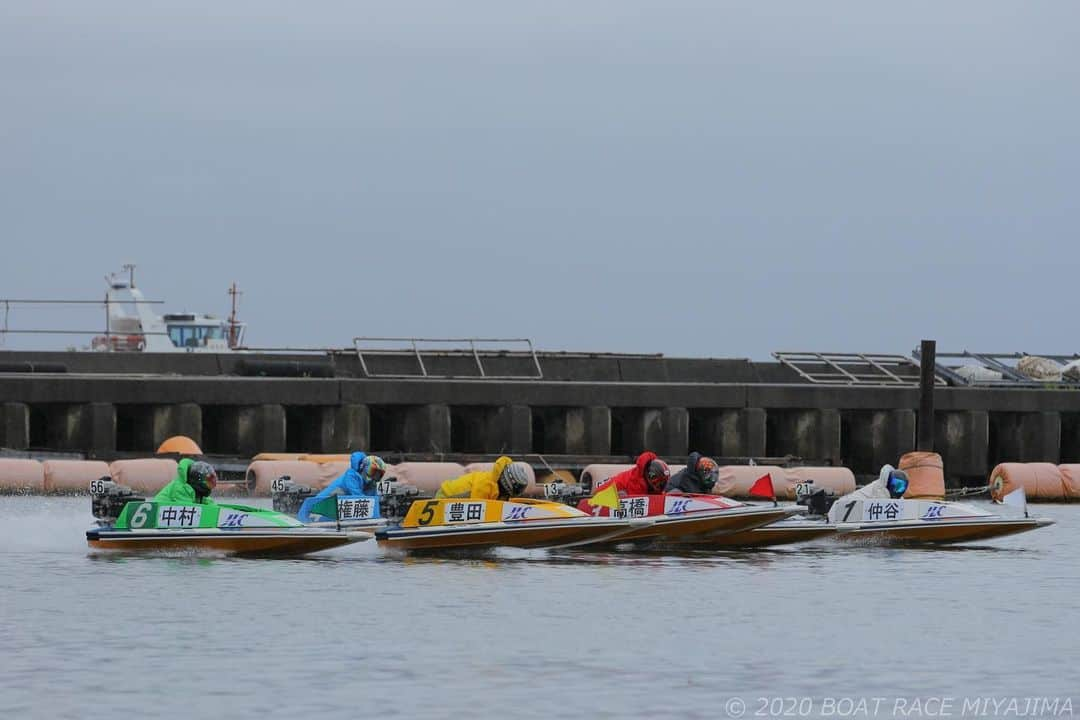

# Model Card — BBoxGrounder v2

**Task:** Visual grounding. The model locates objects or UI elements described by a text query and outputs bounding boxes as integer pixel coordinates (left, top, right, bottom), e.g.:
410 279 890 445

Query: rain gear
436 456 513 500
298 452 377 522
826 465 905 523
595 452 662 496
665 452 715 494
153 458 216 505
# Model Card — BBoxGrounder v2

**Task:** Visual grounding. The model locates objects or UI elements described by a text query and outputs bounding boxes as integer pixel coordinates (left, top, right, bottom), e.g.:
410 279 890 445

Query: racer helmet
363 456 388 482
498 462 530 497
886 469 909 499
187 461 218 499
644 459 670 492
695 456 719 492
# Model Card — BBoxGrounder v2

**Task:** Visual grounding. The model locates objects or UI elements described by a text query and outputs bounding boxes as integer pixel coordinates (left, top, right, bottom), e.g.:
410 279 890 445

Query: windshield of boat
168 324 225 347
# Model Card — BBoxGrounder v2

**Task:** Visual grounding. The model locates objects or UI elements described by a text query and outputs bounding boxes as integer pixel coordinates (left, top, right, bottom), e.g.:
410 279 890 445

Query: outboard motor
795 482 838 518
271 476 314 516
377 478 421 521
542 482 588 505
90 478 144 525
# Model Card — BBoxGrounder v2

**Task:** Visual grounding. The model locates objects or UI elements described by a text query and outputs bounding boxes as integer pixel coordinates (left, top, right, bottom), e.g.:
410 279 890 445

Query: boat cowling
400 498 586 528
580 494 743 518
111 500 305 530
827 498 992 524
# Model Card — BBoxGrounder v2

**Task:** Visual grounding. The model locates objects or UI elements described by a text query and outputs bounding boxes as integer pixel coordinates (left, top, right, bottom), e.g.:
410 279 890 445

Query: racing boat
680 514 839 548
87 480 370 556
270 476 420 532
675 480 842 548
374 497 654 551
799 471 1055 545
827 496 1053 544
570 492 797 546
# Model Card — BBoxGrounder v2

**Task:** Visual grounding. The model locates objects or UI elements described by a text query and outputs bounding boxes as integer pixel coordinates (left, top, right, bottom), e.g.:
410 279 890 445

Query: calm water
1 497 1077 720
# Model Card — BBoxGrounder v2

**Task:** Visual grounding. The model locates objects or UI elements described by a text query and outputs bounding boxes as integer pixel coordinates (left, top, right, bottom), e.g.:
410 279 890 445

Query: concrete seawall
1 350 1076 485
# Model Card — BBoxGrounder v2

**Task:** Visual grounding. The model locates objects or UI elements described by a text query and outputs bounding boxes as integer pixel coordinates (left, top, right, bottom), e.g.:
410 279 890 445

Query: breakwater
1 349 1076 485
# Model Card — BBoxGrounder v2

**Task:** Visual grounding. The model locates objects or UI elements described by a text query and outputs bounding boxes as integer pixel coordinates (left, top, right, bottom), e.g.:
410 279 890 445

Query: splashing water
0 496 96 554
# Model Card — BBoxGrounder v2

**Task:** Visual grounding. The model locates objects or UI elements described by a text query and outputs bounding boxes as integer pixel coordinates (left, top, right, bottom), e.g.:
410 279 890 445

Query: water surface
1 497 1076 719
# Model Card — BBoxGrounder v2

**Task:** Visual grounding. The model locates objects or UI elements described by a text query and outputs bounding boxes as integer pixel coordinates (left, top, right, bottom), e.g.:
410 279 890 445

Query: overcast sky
1 2 1076 360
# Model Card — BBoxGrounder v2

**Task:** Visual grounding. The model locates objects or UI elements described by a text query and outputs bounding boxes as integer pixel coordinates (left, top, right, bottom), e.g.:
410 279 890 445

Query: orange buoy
1056 465 1080 499
43 460 111 493
156 435 203 455
898 451 946 499
110 459 178 495
989 463 1066 501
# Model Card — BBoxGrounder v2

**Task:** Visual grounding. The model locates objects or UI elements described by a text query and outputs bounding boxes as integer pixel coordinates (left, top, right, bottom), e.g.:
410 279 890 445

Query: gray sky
1 1 1076 359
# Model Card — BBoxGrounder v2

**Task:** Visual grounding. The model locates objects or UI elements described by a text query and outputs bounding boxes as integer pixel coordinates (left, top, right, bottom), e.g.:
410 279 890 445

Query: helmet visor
645 460 669 490
886 473 908 498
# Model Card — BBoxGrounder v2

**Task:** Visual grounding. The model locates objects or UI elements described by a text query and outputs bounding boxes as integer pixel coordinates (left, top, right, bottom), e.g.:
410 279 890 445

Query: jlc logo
921 505 945 520
668 499 691 515
221 513 247 528
505 506 530 521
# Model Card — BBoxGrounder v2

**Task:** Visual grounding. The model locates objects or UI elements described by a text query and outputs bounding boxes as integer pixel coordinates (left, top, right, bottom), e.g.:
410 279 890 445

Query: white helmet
498 462 530 497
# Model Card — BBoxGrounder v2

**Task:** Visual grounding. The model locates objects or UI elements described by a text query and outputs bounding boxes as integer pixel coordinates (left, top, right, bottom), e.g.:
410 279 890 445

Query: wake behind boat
87 480 369 556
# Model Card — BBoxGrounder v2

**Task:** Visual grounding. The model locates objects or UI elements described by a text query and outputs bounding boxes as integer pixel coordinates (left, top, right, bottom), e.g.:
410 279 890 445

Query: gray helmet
498 462 530 497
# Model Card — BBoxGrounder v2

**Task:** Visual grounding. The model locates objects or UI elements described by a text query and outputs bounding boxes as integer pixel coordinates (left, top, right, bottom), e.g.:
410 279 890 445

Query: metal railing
773 351 947 386
353 337 544 379
0 297 165 348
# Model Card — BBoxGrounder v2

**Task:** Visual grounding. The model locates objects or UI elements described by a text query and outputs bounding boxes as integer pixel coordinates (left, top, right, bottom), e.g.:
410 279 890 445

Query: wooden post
918 339 936 451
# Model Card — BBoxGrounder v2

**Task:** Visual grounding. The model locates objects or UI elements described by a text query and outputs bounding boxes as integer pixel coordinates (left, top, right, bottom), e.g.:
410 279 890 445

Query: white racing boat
828 497 1053 543
821 469 1054 544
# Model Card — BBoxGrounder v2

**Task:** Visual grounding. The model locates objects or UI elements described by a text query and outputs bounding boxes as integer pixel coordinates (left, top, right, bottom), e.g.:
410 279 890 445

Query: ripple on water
0 496 1076 719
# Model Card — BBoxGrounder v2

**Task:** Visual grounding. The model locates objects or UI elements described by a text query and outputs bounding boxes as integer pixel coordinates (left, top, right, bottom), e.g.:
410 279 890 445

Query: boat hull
375 518 646 551
687 519 838 548
606 506 796 546
86 528 370 556
834 517 1054 544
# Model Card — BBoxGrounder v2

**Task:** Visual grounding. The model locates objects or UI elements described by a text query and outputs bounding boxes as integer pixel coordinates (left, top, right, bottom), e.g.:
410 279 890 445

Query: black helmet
695 456 719 492
644 459 670 492
187 461 218 499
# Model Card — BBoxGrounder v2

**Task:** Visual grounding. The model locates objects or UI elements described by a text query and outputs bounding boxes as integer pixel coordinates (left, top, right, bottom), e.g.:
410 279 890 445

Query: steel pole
917 339 937 451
